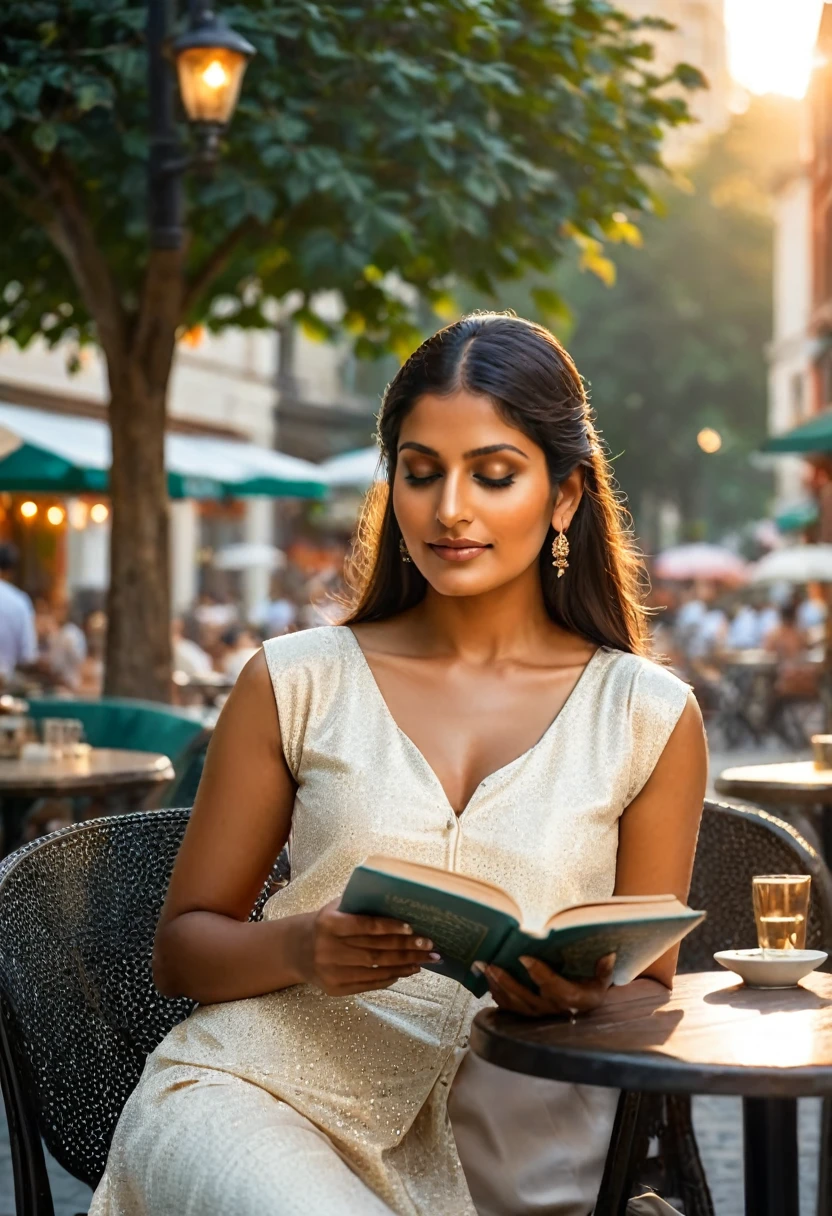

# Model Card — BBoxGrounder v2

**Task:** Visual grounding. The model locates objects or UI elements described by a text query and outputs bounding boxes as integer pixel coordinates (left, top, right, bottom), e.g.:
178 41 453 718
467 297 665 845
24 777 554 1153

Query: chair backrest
678 798 832 971
27 697 208 757
0 808 273 1189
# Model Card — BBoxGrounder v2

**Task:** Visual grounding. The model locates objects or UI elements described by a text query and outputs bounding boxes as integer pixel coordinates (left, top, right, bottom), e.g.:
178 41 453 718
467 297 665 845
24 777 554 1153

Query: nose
435 467 473 530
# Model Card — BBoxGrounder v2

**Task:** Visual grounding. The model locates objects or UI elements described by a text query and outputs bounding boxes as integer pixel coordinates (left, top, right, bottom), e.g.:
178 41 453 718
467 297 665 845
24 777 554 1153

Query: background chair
0 807 281 1216
596 798 832 1216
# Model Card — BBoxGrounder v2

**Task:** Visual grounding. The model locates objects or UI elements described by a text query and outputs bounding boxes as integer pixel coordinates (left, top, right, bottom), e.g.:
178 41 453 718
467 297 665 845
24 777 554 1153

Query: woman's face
392 389 583 599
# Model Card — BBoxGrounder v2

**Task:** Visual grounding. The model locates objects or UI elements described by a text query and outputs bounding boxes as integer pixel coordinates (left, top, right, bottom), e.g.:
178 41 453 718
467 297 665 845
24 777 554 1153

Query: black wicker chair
0 808 284 1216
595 798 832 1216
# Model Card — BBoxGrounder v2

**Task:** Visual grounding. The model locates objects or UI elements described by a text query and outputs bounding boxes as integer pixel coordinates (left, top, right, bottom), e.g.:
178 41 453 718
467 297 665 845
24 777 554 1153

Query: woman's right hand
292 899 440 996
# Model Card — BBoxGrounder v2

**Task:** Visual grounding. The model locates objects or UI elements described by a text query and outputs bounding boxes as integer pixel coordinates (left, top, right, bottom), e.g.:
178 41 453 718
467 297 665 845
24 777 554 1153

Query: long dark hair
344 312 649 654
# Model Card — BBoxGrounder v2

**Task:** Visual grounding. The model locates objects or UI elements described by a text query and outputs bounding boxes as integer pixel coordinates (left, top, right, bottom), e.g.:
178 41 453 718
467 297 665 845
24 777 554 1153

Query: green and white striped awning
0 402 327 500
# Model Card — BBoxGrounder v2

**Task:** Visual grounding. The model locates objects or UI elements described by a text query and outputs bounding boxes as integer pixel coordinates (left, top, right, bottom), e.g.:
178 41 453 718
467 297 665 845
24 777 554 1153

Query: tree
525 98 801 548
0 0 700 698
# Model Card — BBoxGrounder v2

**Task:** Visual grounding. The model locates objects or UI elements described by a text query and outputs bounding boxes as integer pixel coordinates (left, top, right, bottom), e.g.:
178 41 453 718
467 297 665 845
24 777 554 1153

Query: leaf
32 122 57 153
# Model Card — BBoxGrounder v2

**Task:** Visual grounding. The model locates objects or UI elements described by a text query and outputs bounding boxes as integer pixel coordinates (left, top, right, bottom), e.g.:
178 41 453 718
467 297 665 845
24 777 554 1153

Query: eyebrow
398 442 529 460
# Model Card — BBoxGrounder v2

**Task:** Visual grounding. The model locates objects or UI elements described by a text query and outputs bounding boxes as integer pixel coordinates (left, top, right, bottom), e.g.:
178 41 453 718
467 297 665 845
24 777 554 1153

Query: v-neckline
342 626 603 819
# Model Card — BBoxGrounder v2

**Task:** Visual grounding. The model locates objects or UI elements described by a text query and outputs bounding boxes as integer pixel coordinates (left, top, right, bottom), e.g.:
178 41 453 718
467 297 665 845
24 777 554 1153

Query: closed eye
404 472 441 486
475 473 515 488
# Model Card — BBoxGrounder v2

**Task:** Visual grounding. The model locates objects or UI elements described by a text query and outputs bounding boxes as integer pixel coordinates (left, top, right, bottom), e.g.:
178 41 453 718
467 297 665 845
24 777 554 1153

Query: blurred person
797 583 827 638
40 600 87 691
765 601 806 664
252 574 298 638
754 589 781 646
77 610 106 697
691 604 728 661
172 617 214 679
725 597 760 651
767 602 817 704
673 584 707 658
0 543 37 679
217 626 261 681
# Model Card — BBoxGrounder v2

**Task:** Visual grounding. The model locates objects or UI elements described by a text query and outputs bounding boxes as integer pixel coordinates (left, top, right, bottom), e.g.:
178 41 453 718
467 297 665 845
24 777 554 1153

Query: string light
697 428 723 454
90 502 109 524
46 505 65 526
20 501 37 519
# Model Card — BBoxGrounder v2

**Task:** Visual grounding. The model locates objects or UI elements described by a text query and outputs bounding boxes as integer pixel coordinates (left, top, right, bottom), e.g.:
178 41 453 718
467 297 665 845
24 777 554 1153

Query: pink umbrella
653 543 748 585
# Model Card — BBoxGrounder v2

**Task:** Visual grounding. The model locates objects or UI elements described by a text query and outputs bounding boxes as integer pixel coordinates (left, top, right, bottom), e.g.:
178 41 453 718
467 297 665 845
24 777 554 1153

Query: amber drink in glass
752 875 811 954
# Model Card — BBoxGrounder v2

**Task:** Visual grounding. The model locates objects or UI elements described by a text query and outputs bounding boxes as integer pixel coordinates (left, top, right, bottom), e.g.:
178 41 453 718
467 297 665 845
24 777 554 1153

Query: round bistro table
715 761 832 863
0 748 174 855
471 970 832 1216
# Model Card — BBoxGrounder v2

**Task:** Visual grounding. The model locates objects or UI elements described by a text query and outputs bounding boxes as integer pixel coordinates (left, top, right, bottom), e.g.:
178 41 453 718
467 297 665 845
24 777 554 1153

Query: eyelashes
404 473 516 489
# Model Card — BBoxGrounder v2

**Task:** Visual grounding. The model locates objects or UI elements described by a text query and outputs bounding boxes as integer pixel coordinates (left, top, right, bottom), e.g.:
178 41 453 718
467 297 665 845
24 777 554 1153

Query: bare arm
153 651 434 1005
483 690 707 1015
613 690 708 988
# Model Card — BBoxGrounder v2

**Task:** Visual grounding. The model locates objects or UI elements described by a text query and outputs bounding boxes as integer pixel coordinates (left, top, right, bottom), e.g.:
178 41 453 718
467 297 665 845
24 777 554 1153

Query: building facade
620 0 732 159
767 3 832 526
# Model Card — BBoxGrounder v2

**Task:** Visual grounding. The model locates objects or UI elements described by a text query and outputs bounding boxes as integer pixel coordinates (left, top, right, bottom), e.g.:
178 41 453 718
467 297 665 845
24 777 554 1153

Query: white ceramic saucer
714 948 828 989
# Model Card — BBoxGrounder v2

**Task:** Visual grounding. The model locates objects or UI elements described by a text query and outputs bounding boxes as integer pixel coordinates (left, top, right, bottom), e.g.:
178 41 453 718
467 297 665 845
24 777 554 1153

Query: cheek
485 481 554 540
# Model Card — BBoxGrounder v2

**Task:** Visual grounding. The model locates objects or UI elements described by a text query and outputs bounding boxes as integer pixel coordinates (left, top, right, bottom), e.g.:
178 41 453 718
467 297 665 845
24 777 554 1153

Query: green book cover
340 856 705 998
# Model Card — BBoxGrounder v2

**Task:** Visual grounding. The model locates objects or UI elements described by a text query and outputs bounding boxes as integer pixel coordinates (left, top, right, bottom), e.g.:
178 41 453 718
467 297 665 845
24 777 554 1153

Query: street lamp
147 0 255 250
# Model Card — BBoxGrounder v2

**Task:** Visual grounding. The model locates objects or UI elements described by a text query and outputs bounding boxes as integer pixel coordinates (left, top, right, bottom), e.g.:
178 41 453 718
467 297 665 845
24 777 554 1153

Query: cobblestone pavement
0 736 821 1215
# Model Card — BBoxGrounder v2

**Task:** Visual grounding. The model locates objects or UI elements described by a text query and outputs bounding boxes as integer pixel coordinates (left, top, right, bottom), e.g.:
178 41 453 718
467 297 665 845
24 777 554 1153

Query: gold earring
551 530 569 578
399 537 412 563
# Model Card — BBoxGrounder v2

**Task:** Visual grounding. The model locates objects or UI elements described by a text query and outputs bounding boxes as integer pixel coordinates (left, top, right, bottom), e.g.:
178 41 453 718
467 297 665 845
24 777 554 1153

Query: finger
331 964 423 985
518 957 606 1012
484 966 547 1017
341 933 435 952
337 978 403 995
329 909 415 938
337 947 441 969
594 953 617 986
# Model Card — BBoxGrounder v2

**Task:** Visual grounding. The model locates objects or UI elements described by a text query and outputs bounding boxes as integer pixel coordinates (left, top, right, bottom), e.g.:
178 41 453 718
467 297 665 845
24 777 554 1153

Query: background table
0 748 174 855
471 970 832 1216
716 760 832 862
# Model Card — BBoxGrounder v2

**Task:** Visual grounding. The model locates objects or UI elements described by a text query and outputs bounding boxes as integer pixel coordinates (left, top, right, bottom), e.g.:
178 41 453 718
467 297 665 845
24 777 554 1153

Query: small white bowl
714 948 828 989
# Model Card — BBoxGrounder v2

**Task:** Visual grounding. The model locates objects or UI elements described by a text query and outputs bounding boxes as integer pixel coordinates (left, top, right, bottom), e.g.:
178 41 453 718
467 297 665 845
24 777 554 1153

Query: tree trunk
103 250 182 701
104 361 172 701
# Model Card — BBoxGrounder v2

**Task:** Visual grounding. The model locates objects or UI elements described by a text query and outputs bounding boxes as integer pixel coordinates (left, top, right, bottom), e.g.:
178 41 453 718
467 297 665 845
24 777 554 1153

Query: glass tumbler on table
752 875 811 953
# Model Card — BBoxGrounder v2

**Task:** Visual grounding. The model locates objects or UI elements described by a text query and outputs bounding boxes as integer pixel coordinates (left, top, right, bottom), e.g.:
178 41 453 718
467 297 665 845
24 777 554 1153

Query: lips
426 538 491 563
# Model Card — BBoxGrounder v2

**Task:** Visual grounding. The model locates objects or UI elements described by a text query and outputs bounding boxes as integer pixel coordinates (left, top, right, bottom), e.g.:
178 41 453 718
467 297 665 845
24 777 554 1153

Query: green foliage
494 99 800 542
0 0 701 358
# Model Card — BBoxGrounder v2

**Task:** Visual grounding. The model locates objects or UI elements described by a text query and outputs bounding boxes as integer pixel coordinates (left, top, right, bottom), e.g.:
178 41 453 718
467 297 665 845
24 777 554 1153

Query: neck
406 565 577 662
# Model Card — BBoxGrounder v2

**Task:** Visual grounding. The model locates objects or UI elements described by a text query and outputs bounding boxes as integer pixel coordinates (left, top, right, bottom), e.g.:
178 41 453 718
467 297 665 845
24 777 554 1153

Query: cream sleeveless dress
89 625 690 1216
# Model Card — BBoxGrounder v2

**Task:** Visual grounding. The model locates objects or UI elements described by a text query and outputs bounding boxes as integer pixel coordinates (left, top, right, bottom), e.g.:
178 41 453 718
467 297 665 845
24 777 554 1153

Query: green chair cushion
27 698 208 763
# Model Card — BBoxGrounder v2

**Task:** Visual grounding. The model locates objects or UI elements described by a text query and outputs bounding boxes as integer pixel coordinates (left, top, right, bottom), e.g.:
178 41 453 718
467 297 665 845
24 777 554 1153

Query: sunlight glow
725 0 825 98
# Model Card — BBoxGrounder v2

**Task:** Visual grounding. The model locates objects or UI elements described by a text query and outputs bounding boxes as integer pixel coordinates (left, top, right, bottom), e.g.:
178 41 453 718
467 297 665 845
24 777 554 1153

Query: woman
90 314 706 1216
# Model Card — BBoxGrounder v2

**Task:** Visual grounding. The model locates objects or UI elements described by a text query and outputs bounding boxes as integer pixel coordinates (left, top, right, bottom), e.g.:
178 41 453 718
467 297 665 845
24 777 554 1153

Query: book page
543 895 687 933
363 855 523 921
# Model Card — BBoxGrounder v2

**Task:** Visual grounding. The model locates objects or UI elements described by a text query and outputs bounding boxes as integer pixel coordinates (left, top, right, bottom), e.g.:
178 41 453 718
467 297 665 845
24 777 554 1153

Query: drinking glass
752 875 811 953
61 719 85 755
42 718 67 756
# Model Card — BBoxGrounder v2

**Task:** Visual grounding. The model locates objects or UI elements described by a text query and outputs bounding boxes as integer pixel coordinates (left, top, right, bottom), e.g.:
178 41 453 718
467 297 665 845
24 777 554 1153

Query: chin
420 568 508 598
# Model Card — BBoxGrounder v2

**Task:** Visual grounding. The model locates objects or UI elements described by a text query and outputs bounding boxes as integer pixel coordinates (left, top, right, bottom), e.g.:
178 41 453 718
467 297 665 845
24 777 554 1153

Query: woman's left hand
478 953 616 1018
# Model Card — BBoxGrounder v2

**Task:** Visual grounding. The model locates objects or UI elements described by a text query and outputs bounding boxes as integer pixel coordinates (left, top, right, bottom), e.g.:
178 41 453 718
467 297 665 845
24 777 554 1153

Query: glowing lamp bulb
202 60 228 89
90 502 109 524
20 501 37 519
46 505 65 526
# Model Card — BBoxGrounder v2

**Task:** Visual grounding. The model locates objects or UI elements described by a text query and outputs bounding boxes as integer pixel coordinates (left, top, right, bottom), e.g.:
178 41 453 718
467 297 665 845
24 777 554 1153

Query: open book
340 856 705 998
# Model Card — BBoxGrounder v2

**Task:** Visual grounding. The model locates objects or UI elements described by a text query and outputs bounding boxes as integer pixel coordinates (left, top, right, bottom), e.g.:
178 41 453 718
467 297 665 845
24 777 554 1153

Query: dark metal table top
715 761 832 806
470 970 832 1099
0 748 174 797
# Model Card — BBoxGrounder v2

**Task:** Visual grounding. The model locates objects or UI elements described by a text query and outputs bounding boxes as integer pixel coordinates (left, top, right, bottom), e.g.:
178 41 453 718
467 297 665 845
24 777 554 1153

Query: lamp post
147 0 254 250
